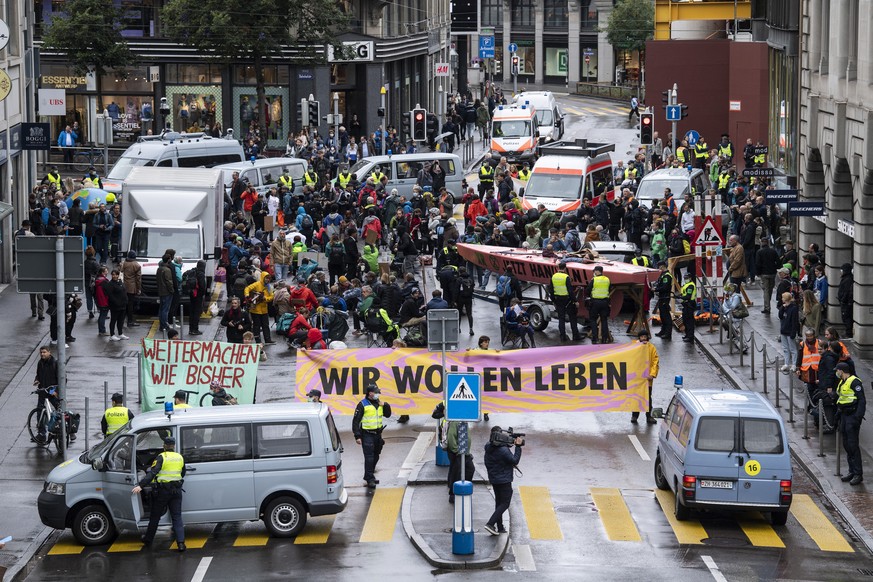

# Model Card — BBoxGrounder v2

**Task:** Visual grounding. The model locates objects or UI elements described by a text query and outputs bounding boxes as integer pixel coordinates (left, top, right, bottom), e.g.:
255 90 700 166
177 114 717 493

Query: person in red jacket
289 277 319 312
465 194 487 227
240 186 258 233
304 327 327 350
94 266 111 337
288 307 313 348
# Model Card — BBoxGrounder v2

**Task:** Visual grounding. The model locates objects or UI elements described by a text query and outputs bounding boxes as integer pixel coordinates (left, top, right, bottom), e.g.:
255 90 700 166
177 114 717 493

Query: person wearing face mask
84 166 103 190
352 384 392 488
306 389 322 403
835 362 865 485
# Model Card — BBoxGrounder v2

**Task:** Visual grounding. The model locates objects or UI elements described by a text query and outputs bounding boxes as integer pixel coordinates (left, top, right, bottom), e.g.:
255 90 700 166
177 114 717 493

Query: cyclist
208 380 234 406
33 345 59 442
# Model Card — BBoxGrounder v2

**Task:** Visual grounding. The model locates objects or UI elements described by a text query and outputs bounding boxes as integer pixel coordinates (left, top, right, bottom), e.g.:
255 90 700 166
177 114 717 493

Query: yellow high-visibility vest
591 275 610 299
551 272 570 296
103 406 129 435
360 401 384 430
154 451 184 482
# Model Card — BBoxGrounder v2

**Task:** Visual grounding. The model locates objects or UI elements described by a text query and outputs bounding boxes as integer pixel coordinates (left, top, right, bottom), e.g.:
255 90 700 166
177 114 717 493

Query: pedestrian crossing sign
694 216 724 247
446 373 481 421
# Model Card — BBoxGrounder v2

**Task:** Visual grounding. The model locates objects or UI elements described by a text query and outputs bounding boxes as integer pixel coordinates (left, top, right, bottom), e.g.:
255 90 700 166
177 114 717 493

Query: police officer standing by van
101 393 134 437
132 436 187 551
549 262 581 342
586 265 611 344
353 384 392 489
835 363 866 485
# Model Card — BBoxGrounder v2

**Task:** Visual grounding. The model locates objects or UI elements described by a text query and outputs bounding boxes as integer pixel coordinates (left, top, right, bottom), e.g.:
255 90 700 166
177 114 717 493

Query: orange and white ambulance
521 140 617 214
488 103 539 164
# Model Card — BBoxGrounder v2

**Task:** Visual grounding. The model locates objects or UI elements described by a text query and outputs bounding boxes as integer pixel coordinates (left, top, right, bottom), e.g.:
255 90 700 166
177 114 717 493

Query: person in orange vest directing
796 329 821 401
835 363 865 485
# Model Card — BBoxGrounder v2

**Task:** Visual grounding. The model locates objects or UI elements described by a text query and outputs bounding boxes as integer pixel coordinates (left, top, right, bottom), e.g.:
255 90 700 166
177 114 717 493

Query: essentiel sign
40 75 88 90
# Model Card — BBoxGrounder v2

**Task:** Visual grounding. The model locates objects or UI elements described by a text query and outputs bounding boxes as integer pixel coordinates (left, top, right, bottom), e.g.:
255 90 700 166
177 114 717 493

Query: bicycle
73 144 105 174
199 387 238 407
27 387 73 454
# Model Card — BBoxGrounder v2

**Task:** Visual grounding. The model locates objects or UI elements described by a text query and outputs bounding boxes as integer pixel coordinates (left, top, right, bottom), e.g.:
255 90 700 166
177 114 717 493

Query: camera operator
483 426 523 536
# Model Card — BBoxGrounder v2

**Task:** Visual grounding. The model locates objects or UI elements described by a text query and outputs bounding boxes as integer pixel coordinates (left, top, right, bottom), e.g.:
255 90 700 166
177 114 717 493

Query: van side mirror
91 459 105 471
651 408 664 419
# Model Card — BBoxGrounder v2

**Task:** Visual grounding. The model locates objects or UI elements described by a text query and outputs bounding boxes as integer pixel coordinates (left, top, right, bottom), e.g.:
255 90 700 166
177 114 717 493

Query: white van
38 403 347 545
103 131 245 195
346 152 463 197
489 103 539 164
635 167 711 209
513 91 564 143
215 158 308 197
521 140 616 214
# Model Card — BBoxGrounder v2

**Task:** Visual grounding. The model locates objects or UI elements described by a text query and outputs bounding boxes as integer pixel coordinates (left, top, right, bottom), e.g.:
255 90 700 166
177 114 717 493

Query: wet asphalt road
10 95 872 581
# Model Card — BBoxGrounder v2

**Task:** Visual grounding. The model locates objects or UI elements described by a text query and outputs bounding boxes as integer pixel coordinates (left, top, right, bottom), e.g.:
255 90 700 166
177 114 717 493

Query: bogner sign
327 41 374 63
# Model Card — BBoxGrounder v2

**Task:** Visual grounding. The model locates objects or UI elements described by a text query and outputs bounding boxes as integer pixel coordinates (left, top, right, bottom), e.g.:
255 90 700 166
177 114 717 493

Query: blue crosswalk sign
666 105 681 122
445 373 481 422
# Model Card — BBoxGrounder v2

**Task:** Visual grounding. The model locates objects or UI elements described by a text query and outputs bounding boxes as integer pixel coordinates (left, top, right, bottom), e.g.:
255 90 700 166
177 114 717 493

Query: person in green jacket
362 243 379 273
290 235 307 275
650 222 667 263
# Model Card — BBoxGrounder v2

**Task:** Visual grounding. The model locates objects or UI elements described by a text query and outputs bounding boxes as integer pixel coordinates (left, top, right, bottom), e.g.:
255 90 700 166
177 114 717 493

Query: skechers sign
787 202 825 216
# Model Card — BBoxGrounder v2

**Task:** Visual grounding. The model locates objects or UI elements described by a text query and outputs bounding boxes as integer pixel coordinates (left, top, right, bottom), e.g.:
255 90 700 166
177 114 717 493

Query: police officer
835 363 865 485
478 160 494 196
518 163 531 182
680 272 697 343
353 384 392 488
45 165 64 193
337 166 353 190
303 165 318 189
631 248 651 268
173 390 191 409
586 265 611 344
101 393 134 437
133 437 186 551
278 168 294 191
655 261 674 341
549 262 581 342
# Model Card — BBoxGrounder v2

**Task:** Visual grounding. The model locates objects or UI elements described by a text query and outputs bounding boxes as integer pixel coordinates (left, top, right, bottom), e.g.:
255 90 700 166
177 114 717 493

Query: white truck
121 167 224 301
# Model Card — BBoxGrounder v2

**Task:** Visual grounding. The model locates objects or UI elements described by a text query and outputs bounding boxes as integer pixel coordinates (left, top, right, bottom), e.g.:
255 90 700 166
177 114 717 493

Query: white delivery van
635 167 711 209
38 404 347 545
103 131 245 195
521 140 616 214
513 91 564 143
489 103 539 164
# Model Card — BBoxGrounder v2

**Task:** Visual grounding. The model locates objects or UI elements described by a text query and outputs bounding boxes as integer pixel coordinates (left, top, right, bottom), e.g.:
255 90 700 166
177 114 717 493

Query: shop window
100 95 154 142
164 86 223 135
232 87 290 151
101 68 151 93
545 47 569 77
516 46 535 76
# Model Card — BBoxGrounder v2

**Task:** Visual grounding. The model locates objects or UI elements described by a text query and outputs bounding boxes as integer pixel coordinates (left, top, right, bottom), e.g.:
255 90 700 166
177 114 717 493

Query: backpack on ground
496 274 512 298
275 312 295 335
364 306 388 333
182 268 198 295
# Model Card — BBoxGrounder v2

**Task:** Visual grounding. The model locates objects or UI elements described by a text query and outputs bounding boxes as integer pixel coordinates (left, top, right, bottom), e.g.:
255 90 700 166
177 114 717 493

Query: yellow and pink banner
295 344 653 415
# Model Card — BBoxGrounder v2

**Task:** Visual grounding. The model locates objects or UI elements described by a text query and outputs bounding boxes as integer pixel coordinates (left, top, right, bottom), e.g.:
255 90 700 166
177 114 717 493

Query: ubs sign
327 41 375 63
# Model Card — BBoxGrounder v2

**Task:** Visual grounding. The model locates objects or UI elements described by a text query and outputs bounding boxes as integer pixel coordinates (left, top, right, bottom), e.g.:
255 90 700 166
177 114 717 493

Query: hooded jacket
306 328 327 349
244 271 275 315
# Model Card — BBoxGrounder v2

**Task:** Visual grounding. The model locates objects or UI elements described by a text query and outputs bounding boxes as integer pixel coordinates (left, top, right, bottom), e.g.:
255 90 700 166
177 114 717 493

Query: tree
605 0 654 88
162 0 350 141
40 0 137 78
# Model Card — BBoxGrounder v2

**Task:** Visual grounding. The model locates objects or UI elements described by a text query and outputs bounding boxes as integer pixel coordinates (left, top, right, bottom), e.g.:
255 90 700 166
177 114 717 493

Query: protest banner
295 344 652 415
140 338 261 411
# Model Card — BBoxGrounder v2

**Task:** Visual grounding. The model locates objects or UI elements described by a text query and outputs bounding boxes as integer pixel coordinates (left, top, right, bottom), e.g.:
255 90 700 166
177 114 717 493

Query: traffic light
661 90 672 109
307 100 320 127
401 111 411 139
680 104 689 119
426 113 438 136
511 56 519 75
640 112 654 145
412 108 427 142
297 99 307 126
494 59 501 74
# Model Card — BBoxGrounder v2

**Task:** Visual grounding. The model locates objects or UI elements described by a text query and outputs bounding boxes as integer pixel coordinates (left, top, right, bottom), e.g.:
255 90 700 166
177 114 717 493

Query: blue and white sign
666 105 681 122
508 42 518 53
445 373 481 422
685 130 700 146
479 35 495 59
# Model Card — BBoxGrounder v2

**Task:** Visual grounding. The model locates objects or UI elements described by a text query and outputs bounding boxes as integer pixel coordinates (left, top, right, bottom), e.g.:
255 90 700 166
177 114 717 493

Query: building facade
798 0 872 354
34 0 450 152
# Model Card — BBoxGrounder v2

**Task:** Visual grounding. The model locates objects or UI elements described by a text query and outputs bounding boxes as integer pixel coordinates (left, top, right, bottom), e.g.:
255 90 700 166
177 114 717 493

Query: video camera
490 426 525 447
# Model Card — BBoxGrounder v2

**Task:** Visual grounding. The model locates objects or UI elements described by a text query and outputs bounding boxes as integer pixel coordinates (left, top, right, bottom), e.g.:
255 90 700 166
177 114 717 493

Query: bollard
435 421 449 466
817 400 825 457
84 397 90 451
728 319 734 355
762 345 769 395
104 381 109 411
803 394 810 439
137 353 142 405
788 371 795 424
750 333 756 380
452 480 474 555
739 321 745 367
774 358 781 409
179 305 185 339
835 421 842 476
122 366 127 409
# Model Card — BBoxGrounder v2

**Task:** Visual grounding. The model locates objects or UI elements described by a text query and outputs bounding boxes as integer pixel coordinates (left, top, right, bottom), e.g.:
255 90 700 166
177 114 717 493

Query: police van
345 152 463 198
635 167 711 209
215 158 308 198
38 403 347 545
521 140 616 214
513 91 564 143
489 102 539 164
653 389 792 525
103 131 245 195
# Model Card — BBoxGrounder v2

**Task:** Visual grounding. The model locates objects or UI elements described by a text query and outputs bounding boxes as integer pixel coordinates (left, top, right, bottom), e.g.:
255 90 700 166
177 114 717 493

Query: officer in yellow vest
548 262 581 342
654 261 674 341
303 166 318 189
631 248 650 268
694 138 708 169
173 390 192 409
478 161 494 196
352 384 393 488
717 134 734 161
586 265 611 344
680 272 697 343
370 166 386 184
753 142 766 166
676 141 688 164
278 168 294 191
132 436 187 551
337 168 353 189
101 393 134 437
518 163 531 182
624 164 638 182
717 170 731 198
835 363 865 485
45 166 64 193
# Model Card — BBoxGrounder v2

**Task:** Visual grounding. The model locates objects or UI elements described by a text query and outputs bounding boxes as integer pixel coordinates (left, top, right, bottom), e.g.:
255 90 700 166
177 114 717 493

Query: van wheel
654 456 670 491
674 488 691 521
264 497 306 537
72 504 117 546
770 510 788 526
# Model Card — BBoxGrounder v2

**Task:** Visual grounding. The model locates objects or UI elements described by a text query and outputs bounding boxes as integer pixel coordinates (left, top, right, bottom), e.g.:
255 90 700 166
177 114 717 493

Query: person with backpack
296 207 315 241
186 260 208 336
495 267 521 312
456 267 476 336
324 234 346 286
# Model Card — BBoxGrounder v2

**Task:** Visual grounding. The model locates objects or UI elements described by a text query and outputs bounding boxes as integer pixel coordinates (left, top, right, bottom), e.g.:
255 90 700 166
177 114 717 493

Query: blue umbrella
65 187 111 209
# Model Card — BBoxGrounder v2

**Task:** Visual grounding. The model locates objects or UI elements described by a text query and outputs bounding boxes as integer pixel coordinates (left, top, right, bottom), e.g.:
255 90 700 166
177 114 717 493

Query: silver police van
38 403 346 545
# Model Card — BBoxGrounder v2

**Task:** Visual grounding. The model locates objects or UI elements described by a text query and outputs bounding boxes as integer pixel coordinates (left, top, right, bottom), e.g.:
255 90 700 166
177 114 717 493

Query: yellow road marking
589 487 640 542
519 486 563 540
171 533 209 550
359 487 404 543
146 319 159 339
738 514 785 548
107 537 144 552
232 530 270 547
654 490 707 544
47 540 85 555
791 494 854 553
294 515 336 544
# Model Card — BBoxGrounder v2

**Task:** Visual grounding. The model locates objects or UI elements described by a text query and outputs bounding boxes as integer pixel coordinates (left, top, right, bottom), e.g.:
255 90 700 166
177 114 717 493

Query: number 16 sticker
744 459 761 476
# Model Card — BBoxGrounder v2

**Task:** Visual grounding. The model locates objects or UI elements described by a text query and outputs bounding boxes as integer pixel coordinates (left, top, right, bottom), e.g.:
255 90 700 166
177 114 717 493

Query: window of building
165 64 223 85
581 0 598 31
512 0 534 27
516 45 535 76
481 0 503 27
545 47 569 77
119 0 156 37
544 0 568 28
233 66 289 86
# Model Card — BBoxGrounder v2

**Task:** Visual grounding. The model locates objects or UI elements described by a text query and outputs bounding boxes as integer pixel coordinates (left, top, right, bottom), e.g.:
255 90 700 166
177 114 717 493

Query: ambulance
488 102 539 164
521 140 616 214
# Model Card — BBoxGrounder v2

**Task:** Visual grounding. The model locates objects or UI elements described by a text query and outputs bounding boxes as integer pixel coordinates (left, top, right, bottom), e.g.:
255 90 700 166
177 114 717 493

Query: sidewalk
401 459 510 569
693 282 873 554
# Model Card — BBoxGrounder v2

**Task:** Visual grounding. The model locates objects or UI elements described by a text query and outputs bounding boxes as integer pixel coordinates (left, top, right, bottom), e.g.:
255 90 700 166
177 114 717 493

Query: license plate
700 480 733 489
